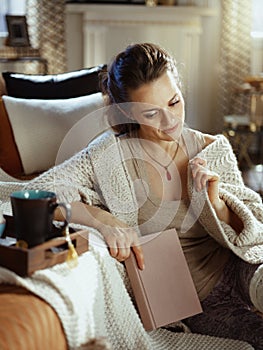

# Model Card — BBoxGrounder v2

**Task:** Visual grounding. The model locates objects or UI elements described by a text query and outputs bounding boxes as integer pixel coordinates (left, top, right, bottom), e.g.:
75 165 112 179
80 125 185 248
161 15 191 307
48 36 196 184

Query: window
0 0 26 35
251 0 263 38
250 0 263 74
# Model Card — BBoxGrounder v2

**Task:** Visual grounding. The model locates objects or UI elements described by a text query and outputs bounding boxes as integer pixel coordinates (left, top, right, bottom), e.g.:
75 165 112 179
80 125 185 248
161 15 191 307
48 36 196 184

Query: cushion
0 98 23 176
2 93 105 175
2 65 106 99
0 285 67 350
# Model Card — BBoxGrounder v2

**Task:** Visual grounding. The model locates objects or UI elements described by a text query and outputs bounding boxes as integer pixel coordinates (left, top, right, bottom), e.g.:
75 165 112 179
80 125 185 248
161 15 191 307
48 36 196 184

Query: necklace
139 138 180 181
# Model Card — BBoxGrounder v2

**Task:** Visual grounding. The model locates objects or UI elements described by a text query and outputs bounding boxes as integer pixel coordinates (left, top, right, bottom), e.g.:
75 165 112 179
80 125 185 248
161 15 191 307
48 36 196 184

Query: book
125 228 202 331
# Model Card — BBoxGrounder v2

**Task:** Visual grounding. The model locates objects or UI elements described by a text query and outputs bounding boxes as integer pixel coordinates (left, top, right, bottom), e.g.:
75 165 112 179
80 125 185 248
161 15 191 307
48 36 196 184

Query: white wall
65 12 84 71
0 0 26 34
195 5 222 133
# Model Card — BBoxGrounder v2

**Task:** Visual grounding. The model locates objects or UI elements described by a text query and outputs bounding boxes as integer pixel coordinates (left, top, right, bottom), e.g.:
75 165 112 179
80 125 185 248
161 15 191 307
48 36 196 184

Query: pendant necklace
139 138 180 181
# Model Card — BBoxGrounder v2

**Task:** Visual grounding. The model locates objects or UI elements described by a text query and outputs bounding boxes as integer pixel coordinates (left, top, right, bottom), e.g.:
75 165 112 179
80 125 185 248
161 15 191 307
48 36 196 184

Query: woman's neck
137 128 180 154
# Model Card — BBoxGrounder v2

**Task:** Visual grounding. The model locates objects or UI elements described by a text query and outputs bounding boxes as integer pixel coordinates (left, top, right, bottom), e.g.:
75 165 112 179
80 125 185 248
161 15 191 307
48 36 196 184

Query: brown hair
100 43 180 134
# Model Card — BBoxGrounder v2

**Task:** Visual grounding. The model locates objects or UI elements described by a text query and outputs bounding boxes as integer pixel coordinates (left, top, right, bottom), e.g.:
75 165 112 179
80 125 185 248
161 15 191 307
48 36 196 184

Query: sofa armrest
0 74 7 96
0 285 67 350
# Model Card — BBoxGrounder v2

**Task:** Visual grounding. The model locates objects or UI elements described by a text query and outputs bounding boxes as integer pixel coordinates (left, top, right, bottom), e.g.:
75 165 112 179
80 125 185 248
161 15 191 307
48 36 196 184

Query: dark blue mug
10 190 71 248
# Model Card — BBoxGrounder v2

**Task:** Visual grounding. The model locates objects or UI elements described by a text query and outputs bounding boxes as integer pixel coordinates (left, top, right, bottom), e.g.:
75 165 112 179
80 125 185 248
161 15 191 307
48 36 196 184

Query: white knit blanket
0 230 254 350
0 168 255 350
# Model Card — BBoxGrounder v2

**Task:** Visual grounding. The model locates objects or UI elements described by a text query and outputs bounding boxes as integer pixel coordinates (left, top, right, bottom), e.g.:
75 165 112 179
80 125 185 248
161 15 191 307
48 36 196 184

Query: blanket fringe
78 337 112 350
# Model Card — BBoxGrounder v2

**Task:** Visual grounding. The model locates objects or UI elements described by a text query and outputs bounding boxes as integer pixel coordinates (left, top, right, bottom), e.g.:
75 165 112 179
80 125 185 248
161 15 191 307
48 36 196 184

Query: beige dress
124 128 230 301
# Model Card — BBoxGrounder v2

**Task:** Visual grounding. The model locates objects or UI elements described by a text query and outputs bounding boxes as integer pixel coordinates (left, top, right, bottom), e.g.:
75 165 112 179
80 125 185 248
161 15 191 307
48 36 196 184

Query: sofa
0 66 113 350
0 69 256 350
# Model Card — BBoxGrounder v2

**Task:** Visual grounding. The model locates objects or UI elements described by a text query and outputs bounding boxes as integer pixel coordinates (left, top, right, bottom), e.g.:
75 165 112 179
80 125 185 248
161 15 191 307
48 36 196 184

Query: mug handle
55 202 71 229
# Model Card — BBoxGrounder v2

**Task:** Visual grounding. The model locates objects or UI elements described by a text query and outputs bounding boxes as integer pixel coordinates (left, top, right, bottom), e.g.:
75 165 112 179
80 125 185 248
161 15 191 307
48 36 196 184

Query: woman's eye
169 99 180 106
142 110 159 119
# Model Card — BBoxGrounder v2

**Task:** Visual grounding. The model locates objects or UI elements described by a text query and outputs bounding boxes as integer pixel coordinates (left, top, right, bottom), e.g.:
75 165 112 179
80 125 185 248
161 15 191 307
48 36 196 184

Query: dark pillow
2 64 106 99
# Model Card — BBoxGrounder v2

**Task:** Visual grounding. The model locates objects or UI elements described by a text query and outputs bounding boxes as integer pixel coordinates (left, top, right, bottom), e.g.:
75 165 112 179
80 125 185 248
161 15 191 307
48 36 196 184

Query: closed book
125 228 202 331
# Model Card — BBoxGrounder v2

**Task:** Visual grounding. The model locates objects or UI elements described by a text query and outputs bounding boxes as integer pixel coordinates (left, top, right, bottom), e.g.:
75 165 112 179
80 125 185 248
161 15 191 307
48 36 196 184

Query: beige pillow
2 93 105 175
0 98 23 177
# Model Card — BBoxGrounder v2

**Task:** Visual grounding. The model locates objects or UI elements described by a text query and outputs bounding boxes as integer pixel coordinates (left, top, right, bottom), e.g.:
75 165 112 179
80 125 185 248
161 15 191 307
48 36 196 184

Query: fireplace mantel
66 4 217 65
66 4 216 21
66 3 219 129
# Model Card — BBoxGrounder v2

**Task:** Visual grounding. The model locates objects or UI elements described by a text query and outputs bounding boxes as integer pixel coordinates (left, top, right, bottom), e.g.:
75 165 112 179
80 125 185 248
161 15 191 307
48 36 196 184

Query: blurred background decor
26 0 66 74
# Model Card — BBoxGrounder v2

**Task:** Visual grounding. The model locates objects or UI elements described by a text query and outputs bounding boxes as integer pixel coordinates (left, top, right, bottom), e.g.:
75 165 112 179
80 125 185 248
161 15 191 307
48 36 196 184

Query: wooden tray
0 215 89 276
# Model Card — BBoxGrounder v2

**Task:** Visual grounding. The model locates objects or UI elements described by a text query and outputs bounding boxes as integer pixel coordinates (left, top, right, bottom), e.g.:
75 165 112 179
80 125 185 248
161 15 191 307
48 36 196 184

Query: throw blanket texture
0 187 255 349
0 227 254 350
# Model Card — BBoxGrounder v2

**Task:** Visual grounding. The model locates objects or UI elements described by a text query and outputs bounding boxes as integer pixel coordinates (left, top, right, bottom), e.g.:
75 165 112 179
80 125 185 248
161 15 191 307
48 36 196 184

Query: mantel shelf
66 4 218 17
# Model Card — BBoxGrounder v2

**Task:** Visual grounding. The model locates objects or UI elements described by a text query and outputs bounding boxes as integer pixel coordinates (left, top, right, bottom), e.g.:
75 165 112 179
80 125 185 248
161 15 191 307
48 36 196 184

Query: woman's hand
190 157 243 233
190 157 221 206
98 220 145 270
55 201 145 269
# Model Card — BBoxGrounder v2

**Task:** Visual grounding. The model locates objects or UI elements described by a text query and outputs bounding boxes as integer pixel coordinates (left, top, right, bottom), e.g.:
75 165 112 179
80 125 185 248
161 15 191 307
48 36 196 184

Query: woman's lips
163 124 178 134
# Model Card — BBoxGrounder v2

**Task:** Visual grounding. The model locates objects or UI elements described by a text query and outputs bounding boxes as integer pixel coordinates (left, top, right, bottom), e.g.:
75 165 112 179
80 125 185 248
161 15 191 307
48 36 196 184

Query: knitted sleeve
24 147 105 209
202 134 263 249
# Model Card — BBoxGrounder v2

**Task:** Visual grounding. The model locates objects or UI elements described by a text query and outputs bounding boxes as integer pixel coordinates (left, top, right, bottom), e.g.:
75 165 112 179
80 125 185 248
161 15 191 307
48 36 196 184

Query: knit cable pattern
0 228 254 350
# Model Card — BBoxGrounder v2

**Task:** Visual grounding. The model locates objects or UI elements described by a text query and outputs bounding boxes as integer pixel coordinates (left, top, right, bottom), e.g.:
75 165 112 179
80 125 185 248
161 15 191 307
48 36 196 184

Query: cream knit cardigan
1 129 262 263
18 128 263 265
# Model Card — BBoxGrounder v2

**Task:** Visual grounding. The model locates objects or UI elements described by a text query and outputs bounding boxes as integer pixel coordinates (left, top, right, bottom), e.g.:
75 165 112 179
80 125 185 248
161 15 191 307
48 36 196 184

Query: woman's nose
160 109 175 128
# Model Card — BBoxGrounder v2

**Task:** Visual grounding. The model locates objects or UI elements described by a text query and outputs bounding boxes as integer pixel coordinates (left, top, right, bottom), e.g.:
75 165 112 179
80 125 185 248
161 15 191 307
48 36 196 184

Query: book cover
125 228 202 331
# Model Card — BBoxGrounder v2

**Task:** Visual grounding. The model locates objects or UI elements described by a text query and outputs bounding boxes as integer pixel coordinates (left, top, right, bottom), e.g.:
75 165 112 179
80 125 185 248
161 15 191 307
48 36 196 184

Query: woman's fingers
110 244 144 270
107 229 129 253
190 157 207 176
190 157 220 198
104 227 145 268
114 247 131 261
194 169 218 191
96 214 144 268
190 158 208 191
132 244 145 270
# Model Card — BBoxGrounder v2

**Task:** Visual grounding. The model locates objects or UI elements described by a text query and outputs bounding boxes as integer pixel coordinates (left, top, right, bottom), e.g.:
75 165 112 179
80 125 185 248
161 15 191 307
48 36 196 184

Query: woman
28 43 263 348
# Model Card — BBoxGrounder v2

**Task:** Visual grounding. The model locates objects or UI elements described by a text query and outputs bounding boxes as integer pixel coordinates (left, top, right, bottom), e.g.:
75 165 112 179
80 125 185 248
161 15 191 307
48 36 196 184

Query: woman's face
129 70 185 142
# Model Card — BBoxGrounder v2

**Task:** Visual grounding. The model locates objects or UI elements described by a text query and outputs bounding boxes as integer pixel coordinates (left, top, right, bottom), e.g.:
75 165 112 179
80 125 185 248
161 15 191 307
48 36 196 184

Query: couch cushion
2 93 105 176
2 65 106 99
0 98 23 176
